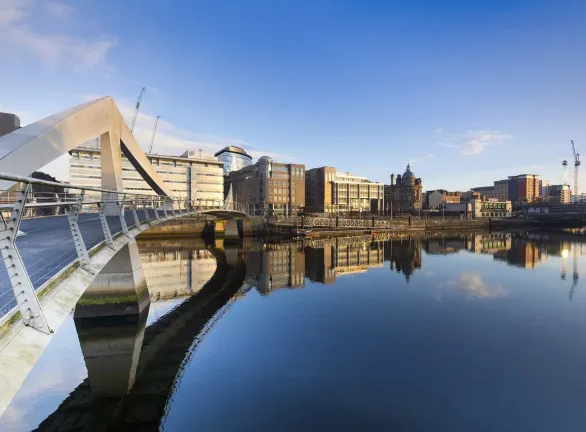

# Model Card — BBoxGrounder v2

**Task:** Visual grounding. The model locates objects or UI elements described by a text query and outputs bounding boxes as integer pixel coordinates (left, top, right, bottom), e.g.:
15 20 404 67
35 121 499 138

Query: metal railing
0 171 246 334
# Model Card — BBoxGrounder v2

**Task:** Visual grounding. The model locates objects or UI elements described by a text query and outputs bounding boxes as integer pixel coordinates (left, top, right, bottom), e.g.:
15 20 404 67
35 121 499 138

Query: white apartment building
69 145 224 204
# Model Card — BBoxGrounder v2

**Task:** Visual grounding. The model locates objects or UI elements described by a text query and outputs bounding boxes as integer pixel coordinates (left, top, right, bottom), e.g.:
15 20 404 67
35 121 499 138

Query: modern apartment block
226 156 305 216
69 144 224 203
305 166 384 214
507 174 540 203
0 112 20 137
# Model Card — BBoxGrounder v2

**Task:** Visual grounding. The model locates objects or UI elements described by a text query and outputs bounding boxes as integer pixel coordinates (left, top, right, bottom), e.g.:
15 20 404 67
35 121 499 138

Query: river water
2 231 586 431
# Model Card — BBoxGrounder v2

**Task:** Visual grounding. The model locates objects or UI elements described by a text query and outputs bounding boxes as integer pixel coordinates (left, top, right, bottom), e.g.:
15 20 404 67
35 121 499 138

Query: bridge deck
0 210 167 319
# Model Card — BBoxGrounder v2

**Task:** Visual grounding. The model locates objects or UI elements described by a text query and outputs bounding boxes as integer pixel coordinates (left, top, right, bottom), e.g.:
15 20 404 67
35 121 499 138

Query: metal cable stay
0 171 246 334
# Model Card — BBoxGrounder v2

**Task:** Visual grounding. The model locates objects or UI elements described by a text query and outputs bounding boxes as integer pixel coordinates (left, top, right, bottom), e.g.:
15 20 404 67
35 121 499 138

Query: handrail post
162 198 169 218
97 201 115 249
0 184 51 333
153 200 161 220
65 190 92 270
118 193 130 237
142 200 153 225
131 199 141 228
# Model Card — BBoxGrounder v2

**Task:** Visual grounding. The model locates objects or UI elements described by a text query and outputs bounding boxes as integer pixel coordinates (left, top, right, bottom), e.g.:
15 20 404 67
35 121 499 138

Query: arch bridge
0 97 247 414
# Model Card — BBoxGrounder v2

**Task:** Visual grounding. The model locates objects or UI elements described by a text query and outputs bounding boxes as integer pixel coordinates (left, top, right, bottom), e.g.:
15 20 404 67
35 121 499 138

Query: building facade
305 166 384 214
69 145 224 203
494 179 509 201
426 190 462 209
214 146 253 176
384 164 423 213
0 112 20 137
548 184 571 204
470 198 512 218
471 186 496 199
507 174 540 204
226 156 305 216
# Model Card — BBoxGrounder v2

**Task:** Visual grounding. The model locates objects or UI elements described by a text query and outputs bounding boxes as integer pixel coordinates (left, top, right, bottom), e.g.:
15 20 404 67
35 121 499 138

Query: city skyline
1 0 585 191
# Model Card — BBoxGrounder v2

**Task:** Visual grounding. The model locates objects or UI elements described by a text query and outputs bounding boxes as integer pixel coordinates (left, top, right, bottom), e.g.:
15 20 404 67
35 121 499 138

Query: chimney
390 174 395 186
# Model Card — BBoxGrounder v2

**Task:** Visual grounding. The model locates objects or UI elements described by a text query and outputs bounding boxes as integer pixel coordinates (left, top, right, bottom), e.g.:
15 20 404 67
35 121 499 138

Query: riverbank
136 215 573 240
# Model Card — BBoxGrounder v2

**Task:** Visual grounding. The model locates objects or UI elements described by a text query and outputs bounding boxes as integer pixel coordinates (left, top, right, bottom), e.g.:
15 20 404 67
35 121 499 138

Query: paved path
0 210 165 318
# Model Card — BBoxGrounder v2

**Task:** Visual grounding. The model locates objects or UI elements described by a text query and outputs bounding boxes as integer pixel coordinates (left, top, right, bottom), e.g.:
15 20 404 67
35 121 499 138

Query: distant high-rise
507 174 540 204
0 112 21 137
214 146 253 176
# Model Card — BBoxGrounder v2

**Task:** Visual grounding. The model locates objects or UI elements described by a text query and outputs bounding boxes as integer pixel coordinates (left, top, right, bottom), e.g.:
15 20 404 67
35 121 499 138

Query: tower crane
571 140 580 201
130 86 147 132
562 160 568 185
148 116 160 154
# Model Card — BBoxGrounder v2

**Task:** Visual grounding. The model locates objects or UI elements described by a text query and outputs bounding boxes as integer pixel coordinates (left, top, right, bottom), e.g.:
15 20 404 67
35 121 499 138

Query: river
2 230 586 431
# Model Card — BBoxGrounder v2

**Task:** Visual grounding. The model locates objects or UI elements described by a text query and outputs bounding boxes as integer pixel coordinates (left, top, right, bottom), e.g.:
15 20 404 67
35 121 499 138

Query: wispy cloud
0 0 116 70
436 129 512 156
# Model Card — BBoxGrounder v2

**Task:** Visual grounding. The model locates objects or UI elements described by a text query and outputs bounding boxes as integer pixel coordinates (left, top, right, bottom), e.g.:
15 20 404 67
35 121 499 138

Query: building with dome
384 164 423 214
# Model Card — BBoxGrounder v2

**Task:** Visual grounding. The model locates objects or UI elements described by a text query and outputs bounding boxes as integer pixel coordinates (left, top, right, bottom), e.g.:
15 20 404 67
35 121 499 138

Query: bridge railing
0 171 220 334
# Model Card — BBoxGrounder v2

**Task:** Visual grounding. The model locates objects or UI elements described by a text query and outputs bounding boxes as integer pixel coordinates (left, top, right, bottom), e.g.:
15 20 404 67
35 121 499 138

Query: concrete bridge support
74 240 150 318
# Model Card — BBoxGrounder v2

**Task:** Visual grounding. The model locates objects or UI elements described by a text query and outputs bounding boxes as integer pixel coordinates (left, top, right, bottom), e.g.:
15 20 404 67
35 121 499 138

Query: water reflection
9 230 586 431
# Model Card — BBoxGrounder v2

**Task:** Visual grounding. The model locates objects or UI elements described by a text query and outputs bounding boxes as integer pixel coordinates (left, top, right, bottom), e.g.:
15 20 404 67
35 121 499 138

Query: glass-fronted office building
214 146 253 176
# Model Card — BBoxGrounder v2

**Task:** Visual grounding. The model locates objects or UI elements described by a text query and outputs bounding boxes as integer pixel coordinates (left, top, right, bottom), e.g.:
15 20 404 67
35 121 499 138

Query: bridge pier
74 240 150 318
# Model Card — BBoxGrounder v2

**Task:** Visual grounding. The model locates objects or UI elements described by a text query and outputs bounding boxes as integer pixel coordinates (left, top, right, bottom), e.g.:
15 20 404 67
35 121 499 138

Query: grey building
0 112 20 137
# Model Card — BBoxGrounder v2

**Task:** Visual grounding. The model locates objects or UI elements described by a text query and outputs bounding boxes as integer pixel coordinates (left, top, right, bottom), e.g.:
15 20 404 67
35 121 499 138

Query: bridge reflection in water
7 231 586 430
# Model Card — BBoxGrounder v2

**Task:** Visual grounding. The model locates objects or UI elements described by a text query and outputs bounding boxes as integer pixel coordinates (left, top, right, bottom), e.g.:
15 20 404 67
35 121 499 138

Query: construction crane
148 116 160 154
571 140 580 201
130 86 146 132
562 160 568 185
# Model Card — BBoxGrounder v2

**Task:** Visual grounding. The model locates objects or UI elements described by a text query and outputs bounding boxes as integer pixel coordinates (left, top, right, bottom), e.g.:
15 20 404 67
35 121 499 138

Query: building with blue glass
214 146 253 176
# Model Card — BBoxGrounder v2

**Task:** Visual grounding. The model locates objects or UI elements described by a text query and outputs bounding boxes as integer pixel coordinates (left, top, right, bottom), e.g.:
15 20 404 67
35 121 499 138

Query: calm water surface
3 231 586 431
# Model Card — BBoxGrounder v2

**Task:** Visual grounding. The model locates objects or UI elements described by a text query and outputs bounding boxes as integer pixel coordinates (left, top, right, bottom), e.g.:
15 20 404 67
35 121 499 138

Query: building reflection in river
138 240 217 301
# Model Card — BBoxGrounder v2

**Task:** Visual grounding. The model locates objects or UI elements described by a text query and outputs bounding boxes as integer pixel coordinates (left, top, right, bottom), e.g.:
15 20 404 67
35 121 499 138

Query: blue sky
1 0 585 191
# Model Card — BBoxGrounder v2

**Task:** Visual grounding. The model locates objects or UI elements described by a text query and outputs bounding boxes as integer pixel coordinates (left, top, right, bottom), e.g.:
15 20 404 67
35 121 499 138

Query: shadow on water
34 240 246 431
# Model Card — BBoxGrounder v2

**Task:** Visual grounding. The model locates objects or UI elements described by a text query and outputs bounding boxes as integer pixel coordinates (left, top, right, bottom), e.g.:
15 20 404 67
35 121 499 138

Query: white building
332 171 385 213
470 199 512 218
69 144 224 204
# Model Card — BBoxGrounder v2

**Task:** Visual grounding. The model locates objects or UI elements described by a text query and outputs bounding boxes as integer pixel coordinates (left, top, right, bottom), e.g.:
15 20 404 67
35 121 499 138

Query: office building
69 144 224 203
507 174 540 204
384 164 423 213
214 146 253 176
548 184 571 204
0 112 20 137
226 156 305 216
305 166 384 214
426 190 462 209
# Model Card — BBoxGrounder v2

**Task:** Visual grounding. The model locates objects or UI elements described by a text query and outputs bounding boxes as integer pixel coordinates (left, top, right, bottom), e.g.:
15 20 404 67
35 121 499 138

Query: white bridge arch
0 96 172 197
